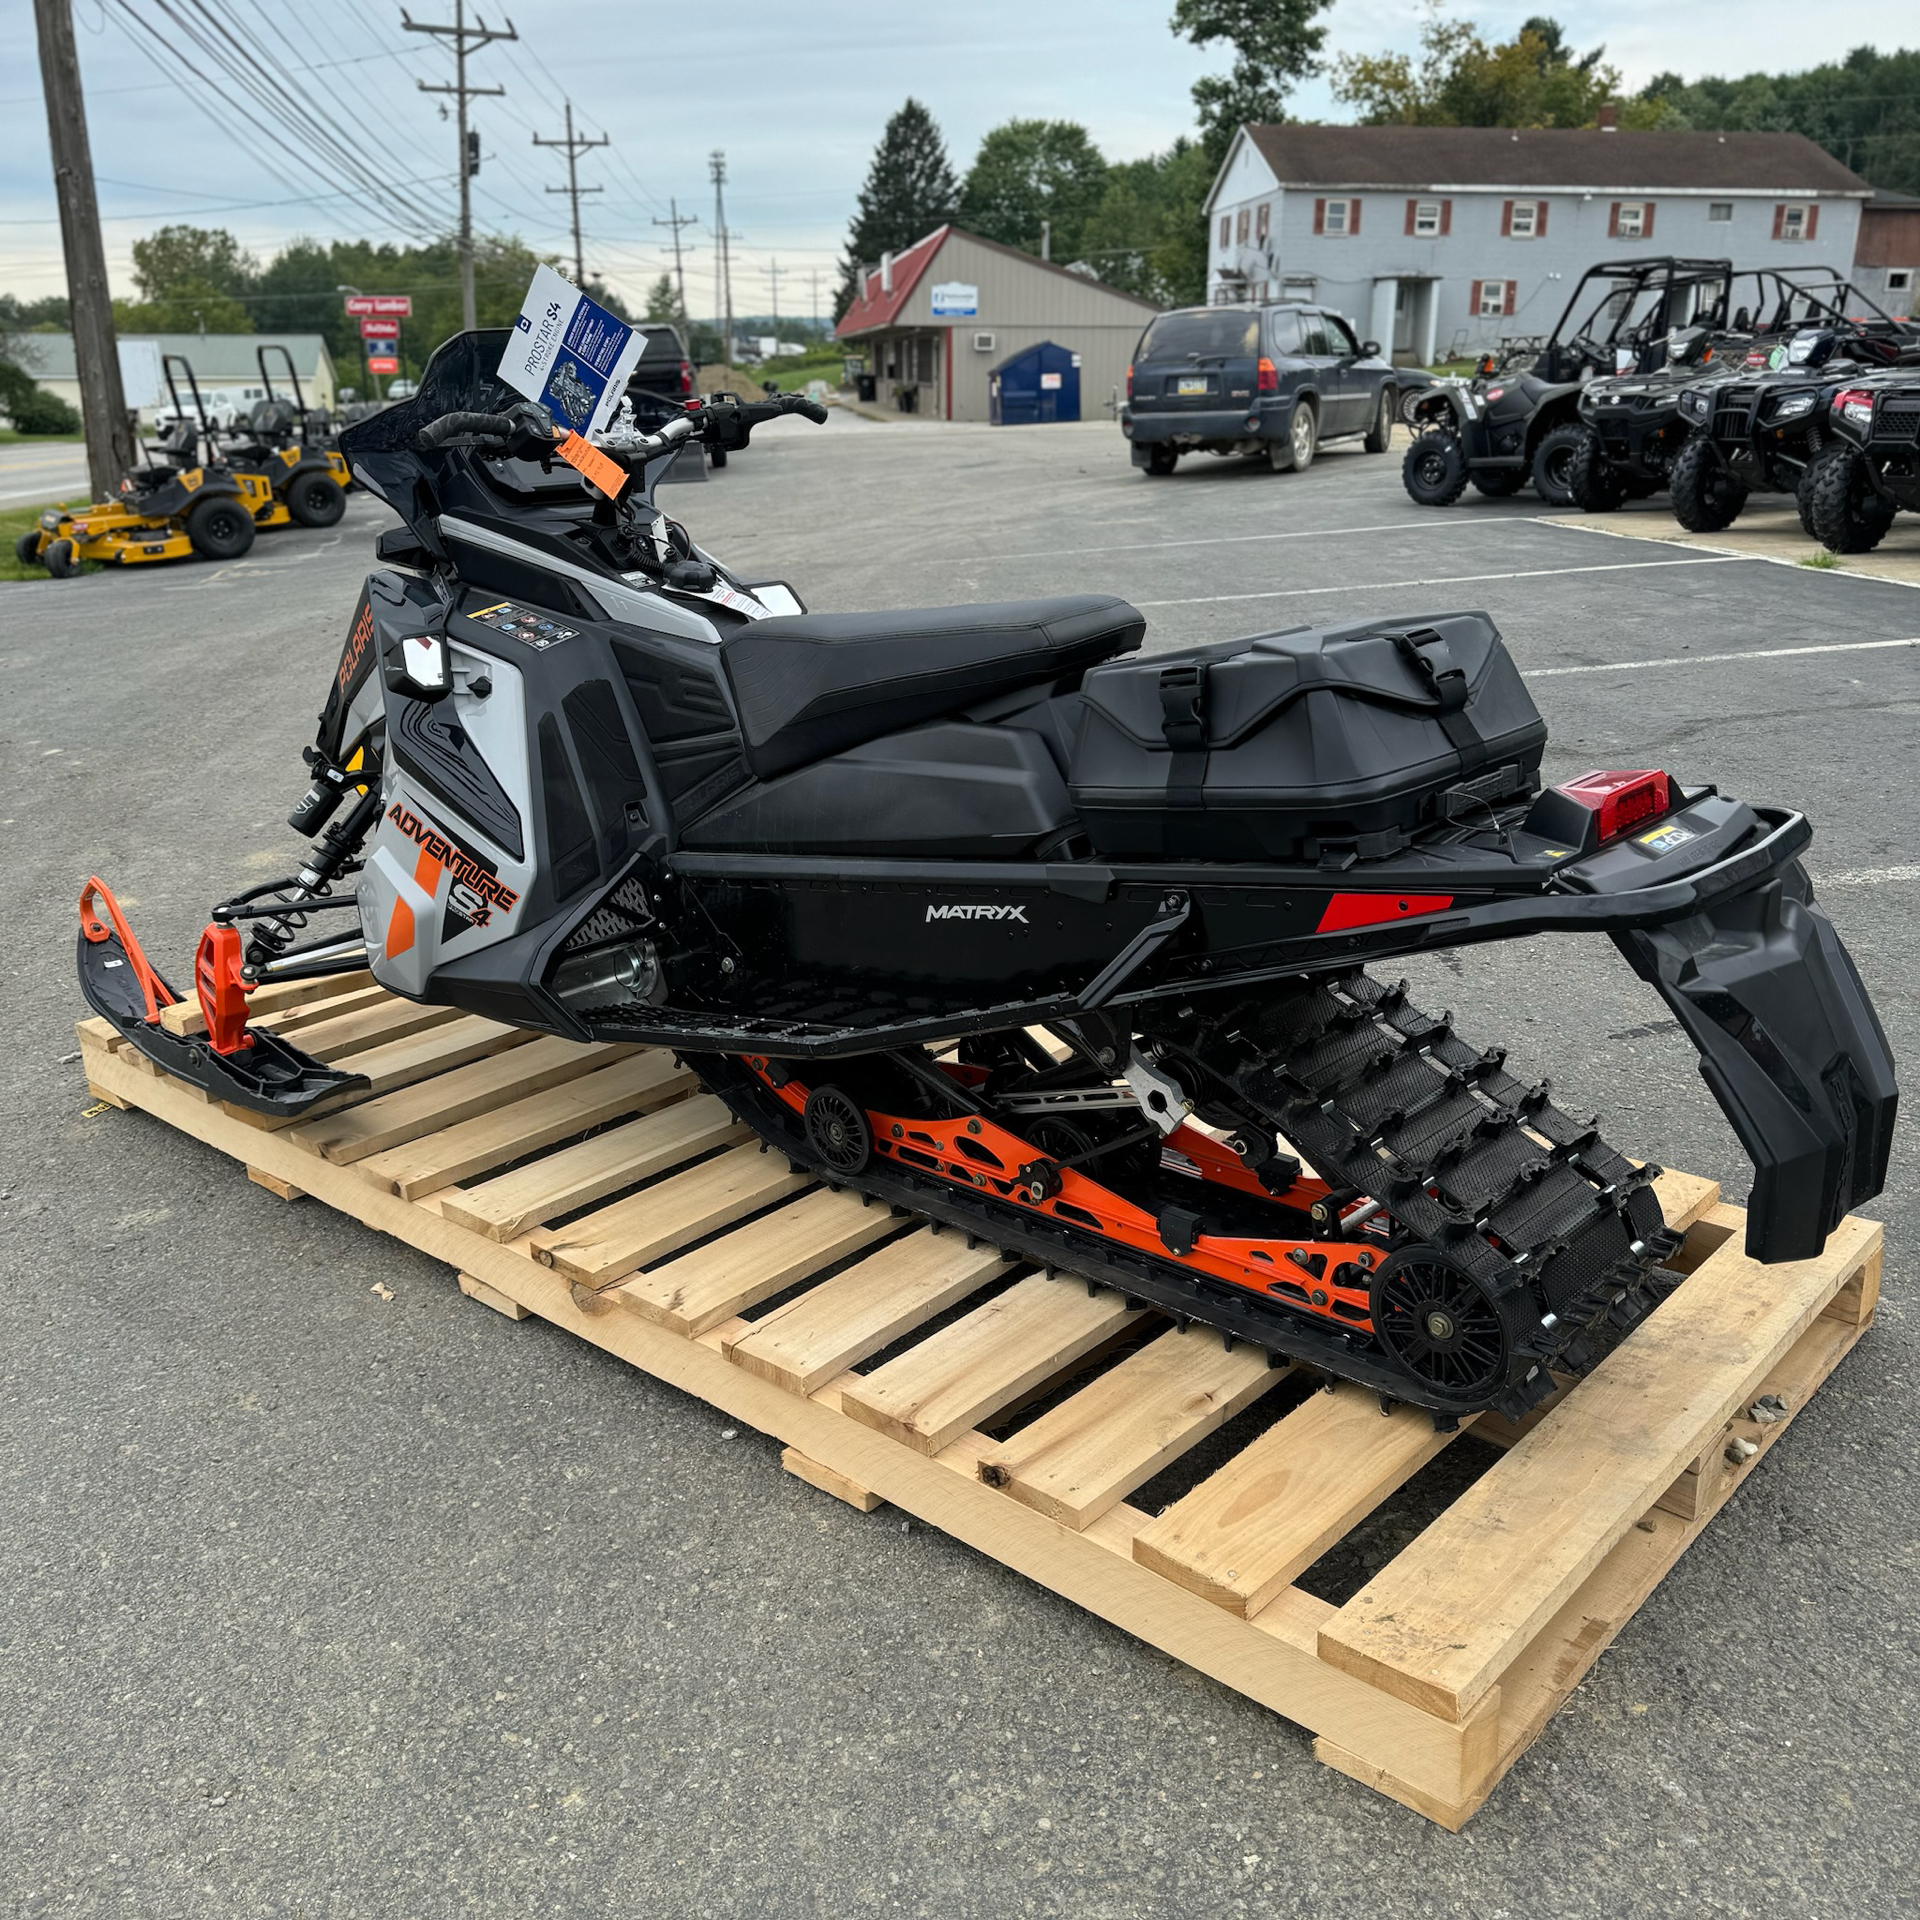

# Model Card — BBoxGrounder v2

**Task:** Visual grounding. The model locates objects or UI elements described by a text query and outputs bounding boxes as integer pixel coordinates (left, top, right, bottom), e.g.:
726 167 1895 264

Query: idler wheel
1368 1248 1512 1402
803 1085 871 1175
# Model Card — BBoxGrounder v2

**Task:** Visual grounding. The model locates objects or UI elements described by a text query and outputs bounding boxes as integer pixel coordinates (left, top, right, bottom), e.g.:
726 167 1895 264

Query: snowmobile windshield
337 328 521 513
1137 311 1261 361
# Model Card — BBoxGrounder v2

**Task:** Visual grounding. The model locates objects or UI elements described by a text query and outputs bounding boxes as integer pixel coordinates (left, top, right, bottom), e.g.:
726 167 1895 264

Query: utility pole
532 101 606 287
32 0 133 501
809 267 822 339
404 2 516 332
709 150 733 367
765 258 785 343
653 198 697 320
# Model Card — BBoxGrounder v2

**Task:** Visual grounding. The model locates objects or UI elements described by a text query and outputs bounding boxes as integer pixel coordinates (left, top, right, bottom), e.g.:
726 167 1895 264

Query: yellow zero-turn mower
16 437 271 576
161 355 296 536
215 343 351 528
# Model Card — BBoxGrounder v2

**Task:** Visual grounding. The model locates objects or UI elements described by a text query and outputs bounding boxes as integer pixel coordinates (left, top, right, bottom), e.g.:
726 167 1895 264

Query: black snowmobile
1803 366 1920 552
76 329 1896 1426
1403 257 1731 509
1667 308 1920 535
1567 269 1874 513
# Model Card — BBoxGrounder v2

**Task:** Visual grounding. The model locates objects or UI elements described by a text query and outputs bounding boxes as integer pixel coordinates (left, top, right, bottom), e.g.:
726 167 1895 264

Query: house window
1281 276 1316 301
1613 200 1651 240
1218 214 1230 250
1236 207 1250 245
1709 202 1734 222
1322 197 1353 236
1414 200 1442 236
1476 279 1514 318
1780 202 1810 241
1255 201 1270 243
1508 200 1543 238
1888 269 1914 293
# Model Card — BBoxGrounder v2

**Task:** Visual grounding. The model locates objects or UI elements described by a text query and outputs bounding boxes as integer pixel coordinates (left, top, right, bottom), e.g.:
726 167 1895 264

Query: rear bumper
1126 405 1280 447
1615 868 1896 1262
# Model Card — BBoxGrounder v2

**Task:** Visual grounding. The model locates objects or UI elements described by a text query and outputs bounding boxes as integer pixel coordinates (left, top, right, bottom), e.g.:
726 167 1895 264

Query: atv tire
14 529 42 565
42 536 79 578
1568 429 1628 512
1804 445 1897 554
1531 424 1586 507
1469 469 1525 498
1363 387 1394 454
1270 400 1316 473
709 446 727 469
1669 434 1748 533
185 494 256 561
286 471 346 528
1142 446 1178 477
1402 430 1468 506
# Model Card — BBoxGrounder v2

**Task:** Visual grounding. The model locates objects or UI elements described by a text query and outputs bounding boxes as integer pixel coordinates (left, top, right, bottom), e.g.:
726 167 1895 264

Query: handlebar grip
790 396 829 425
416 410 516 450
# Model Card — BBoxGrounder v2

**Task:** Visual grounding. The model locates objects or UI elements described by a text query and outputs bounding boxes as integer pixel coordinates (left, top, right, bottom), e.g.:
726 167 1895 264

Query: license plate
1176 376 1209 396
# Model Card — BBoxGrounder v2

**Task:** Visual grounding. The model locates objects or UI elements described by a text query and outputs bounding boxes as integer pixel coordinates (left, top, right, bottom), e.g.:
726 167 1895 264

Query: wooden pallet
76 978 1882 1828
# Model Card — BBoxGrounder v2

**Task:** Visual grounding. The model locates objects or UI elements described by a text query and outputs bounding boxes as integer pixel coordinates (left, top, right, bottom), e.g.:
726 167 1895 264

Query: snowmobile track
76 974 1883 1828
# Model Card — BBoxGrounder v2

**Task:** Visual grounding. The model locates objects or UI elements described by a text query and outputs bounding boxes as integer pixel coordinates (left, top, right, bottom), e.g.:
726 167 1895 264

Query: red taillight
1125 362 1134 400
679 360 694 395
1832 386 1874 427
1257 356 1279 393
1556 769 1671 843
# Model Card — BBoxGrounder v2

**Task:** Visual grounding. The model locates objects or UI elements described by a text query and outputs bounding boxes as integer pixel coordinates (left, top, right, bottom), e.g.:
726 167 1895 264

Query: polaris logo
926 903 1028 923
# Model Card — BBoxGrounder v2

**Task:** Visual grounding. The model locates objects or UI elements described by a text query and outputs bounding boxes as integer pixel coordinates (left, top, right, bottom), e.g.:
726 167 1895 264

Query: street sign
367 354 400 375
343 293 412 317
359 317 401 339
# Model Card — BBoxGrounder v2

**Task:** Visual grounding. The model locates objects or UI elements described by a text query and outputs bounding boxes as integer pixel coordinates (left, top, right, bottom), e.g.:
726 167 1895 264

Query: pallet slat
1132 1382 1469 1618
336 1014 532 1099
723 1230 1011 1396
529 1143 810 1286
443 1094 749 1241
615 1186 900 1337
978 1329 1289 1530
840 1272 1143 1456
1315 1212 1884 1724
353 1049 692 1196
156 969 376 1038
282 996 463 1063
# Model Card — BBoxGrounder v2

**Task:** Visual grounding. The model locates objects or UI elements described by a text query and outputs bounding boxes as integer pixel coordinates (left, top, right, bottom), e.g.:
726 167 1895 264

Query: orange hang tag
556 431 626 500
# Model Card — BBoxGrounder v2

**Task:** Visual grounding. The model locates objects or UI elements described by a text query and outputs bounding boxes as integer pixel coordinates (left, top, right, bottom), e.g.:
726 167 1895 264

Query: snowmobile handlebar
415 409 522 450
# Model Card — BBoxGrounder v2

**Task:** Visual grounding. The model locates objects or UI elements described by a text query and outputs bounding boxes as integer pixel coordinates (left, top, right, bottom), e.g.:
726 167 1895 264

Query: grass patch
0 500 99 582
1798 551 1842 569
0 428 86 444
749 347 851 393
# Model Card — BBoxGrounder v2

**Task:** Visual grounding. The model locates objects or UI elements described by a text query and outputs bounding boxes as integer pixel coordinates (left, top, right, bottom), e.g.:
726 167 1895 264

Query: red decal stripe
1316 892 1454 934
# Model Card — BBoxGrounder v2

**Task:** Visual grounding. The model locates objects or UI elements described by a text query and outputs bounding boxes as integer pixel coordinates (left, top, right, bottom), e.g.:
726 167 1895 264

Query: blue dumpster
990 341 1080 425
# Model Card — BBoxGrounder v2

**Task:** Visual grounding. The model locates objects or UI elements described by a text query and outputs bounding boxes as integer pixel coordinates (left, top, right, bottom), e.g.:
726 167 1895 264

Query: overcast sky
2 0 1902 318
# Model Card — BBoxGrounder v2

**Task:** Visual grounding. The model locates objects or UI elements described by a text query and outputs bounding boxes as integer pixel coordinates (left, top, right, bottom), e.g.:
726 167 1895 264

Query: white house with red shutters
1203 123 1875 365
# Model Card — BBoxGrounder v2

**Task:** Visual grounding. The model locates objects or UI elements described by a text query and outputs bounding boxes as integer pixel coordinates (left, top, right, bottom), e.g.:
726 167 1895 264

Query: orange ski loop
78 875 179 1025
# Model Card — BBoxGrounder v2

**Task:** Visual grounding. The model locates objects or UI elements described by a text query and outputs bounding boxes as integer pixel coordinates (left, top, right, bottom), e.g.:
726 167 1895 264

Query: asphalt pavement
2 413 1914 1917
0 438 90 506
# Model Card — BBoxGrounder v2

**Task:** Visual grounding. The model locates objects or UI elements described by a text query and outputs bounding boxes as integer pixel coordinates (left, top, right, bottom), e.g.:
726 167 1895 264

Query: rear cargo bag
1069 612 1547 861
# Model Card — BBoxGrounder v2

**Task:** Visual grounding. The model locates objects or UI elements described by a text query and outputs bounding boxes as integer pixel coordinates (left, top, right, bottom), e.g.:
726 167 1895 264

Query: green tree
131 224 257 302
1172 0 1336 163
835 98 960 316
1077 140 1213 306
1640 46 1920 195
959 120 1110 263
113 276 255 333
1332 7 1650 130
644 273 684 324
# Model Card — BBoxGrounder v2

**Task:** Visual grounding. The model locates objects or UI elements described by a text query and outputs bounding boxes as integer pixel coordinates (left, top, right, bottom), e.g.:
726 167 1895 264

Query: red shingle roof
1237 126 1872 196
834 226 950 337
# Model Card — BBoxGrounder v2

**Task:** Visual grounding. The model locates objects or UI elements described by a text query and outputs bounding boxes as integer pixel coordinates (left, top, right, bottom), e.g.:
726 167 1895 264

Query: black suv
1121 303 1397 477
625 322 698 424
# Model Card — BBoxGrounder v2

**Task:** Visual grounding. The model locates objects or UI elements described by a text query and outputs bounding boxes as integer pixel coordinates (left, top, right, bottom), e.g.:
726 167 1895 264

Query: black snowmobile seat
718 594 1145 780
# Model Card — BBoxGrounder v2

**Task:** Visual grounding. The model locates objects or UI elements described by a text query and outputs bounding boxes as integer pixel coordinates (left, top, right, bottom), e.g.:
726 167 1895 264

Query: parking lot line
993 515 1559 562
1528 636 1920 676
1134 554 1751 607
1819 865 1920 886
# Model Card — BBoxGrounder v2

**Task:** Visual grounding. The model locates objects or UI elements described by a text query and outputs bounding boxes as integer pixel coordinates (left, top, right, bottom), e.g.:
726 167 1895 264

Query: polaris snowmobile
76 329 1897 1424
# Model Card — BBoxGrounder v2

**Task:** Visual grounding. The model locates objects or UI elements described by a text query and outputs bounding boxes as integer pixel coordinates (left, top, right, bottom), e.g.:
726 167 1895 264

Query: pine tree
645 273 684 324
835 99 960 318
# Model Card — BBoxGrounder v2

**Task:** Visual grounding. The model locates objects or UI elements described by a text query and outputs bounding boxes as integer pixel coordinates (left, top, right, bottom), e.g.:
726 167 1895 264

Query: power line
403 1 518 330
532 101 607 285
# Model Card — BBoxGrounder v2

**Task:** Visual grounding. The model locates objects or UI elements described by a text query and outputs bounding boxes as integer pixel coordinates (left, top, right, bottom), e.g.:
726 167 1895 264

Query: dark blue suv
1121 303 1399 477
